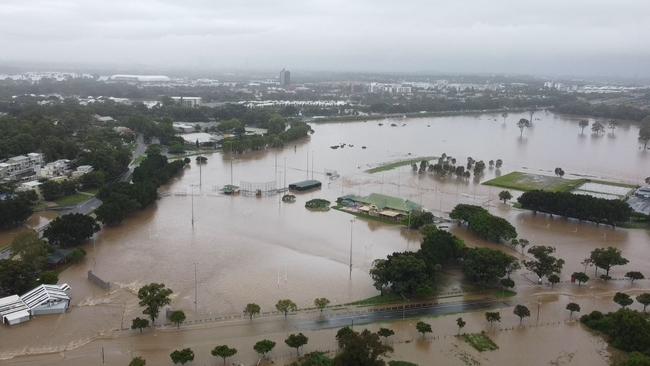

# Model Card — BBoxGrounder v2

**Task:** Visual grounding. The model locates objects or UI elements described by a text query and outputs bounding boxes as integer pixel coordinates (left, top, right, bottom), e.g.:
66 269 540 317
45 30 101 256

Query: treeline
450 204 518 242
581 309 650 365
517 190 632 226
554 100 649 122
370 225 517 298
96 147 187 225
0 191 37 229
362 94 559 115
221 121 312 154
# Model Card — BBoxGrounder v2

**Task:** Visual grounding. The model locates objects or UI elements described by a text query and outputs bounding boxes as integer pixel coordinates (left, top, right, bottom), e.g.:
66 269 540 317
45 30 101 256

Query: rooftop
340 193 422 213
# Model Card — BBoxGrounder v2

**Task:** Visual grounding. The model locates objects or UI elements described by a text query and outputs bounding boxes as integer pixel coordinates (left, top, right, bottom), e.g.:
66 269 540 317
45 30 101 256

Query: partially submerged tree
314 298 330 312
131 317 150 333
513 304 531 325
137 283 173 324
211 345 237 366
244 303 261 320
285 333 309 357
566 303 580 320
170 348 194 365
276 299 298 318
416 321 432 339
170 310 186 328
613 292 634 308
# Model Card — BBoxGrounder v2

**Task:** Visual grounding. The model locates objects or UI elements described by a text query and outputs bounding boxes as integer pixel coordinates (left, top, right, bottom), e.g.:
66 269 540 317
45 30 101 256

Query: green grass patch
495 289 517 299
366 156 437 174
346 293 404 306
483 171 586 192
53 192 93 207
462 333 499 352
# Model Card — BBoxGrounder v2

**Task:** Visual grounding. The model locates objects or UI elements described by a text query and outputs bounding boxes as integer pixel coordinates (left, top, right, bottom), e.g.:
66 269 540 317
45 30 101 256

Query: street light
190 184 199 227
349 218 355 279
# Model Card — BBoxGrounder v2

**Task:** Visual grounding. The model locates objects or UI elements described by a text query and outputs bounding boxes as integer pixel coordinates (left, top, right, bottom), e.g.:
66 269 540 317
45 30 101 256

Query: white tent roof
20 284 70 309
0 295 29 322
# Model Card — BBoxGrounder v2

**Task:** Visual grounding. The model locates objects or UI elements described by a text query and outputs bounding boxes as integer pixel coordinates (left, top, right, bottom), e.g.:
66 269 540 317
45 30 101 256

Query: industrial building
289 180 322 192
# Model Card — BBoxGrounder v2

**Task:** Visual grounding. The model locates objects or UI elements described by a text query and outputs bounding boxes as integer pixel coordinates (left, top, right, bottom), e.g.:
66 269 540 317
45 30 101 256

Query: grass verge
366 156 437 174
463 333 499 352
53 192 94 207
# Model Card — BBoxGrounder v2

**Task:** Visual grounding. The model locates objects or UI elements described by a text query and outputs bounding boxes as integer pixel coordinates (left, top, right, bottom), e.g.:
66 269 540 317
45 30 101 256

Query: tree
524 246 564 283
276 299 297 318
579 119 589 134
314 297 330 312
39 271 58 285
636 293 650 312
640 120 650 149
500 278 515 290
485 312 501 327
518 238 530 255
513 304 530 325
212 345 237 366
608 120 618 133
170 310 186 328
129 356 146 366
285 333 309 356
336 326 356 348
456 317 466 335
137 283 173 323
572 272 589 286
43 213 100 247
170 348 194 365
548 274 560 288
333 329 392 366
498 190 512 204
244 303 261 320
517 118 531 137
369 251 432 297
625 271 645 284
566 302 580 320
131 317 149 333
591 121 605 135
254 339 276 360
463 247 517 287
416 321 432 339
614 292 634 308
377 327 395 339
590 247 629 279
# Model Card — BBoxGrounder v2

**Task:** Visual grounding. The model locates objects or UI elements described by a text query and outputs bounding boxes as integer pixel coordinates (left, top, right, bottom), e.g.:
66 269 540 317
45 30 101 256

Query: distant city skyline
0 0 649 78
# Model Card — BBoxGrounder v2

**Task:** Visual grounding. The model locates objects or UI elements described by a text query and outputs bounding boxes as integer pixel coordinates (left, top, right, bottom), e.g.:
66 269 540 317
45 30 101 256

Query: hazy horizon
1 0 649 79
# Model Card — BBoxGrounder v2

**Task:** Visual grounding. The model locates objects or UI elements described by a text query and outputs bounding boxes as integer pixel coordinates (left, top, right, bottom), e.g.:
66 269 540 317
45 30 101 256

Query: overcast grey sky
0 0 649 77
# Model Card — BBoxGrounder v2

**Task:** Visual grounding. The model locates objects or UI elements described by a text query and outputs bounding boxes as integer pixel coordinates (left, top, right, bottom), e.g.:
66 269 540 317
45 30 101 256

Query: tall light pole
349 218 355 279
190 184 198 228
194 262 198 313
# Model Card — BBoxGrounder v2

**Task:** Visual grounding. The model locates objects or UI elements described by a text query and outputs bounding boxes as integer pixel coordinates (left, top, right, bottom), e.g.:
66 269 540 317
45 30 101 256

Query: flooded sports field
1 111 648 363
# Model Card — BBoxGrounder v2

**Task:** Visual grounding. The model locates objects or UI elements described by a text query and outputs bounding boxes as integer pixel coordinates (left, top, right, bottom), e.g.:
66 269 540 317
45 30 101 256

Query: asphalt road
294 299 509 331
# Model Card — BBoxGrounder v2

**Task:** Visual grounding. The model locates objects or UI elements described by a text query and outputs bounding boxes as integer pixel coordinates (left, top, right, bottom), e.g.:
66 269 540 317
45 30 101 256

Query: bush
39 271 59 284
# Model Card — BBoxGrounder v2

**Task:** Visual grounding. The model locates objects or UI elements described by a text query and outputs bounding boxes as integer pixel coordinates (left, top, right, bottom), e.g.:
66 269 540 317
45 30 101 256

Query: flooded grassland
1 111 648 364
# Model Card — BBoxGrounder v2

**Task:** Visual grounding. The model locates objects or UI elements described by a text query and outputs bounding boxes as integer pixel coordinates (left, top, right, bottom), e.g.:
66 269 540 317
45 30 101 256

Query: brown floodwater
1 111 648 362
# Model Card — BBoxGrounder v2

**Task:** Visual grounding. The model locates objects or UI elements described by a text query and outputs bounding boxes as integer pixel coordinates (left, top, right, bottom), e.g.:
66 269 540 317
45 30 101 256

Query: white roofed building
0 283 71 326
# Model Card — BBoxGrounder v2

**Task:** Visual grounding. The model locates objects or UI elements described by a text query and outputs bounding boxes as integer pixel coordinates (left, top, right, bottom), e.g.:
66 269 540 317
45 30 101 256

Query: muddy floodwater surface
1 111 649 363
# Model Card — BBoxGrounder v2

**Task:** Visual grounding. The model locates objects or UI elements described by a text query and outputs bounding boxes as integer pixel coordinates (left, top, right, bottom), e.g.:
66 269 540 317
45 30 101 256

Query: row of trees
220 121 312 154
517 190 632 226
95 147 188 225
450 204 518 242
371 224 516 298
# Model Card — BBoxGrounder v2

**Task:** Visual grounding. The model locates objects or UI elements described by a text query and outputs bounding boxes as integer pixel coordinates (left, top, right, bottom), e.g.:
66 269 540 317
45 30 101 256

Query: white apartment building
39 159 71 179
0 153 43 183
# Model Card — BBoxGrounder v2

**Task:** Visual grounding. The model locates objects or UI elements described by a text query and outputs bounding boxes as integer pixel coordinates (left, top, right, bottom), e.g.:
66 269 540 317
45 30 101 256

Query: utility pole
230 159 233 186
194 262 198 313
349 218 355 279
306 151 309 179
311 151 314 179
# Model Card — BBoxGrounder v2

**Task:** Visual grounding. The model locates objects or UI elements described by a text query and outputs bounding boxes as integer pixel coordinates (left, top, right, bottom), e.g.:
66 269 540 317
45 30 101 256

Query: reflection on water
0 111 648 358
